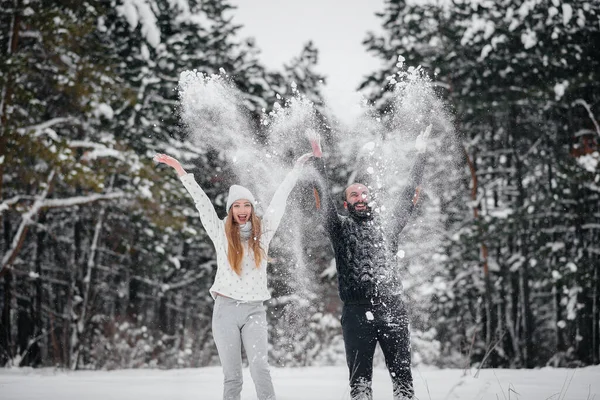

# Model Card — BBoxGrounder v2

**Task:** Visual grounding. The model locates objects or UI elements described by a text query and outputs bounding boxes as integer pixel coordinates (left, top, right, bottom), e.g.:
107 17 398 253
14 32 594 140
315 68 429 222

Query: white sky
230 0 385 123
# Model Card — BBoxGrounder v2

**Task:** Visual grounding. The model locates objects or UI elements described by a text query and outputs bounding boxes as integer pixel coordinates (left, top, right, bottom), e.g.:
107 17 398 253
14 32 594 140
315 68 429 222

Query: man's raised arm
390 124 431 240
307 130 342 235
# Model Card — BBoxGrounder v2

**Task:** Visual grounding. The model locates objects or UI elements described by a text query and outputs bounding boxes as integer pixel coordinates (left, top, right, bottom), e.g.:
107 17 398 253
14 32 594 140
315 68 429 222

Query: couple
154 127 430 400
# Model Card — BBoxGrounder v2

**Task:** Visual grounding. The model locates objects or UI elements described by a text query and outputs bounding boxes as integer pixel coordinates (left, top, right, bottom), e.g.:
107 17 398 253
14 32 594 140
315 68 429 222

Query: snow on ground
1 365 599 400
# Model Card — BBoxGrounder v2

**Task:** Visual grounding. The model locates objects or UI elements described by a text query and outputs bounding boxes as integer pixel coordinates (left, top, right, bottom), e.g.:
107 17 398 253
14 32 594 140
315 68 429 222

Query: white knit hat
226 185 256 211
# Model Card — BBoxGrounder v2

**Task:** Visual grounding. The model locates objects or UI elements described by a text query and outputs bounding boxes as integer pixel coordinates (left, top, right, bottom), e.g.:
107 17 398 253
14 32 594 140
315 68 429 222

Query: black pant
341 299 413 400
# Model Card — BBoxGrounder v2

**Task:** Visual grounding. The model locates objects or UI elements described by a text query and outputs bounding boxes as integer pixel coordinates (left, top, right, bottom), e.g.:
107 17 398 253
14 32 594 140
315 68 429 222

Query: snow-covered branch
0 195 25 212
42 192 125 209
69 140 110 149
8 327 57 367
162 265 214 291
117 0 161 48
148 94 179 106
131 260 214 292
432 81 451 90
69 141 127 162
1 169 56 273
82 148 126 162
17 117 77 135
573 99 600 137
0 179 126 275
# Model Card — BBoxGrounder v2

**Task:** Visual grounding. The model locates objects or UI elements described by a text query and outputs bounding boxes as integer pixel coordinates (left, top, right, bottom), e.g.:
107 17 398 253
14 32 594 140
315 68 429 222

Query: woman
154 153 309 400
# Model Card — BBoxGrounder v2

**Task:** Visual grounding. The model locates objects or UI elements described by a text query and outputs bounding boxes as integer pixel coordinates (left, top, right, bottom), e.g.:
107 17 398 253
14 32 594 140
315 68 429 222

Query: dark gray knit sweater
314 155 426 304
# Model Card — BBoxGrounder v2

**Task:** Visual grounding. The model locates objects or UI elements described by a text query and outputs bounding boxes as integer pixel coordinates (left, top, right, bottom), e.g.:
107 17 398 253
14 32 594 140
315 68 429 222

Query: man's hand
415 124 432 154
412 186 421 206
295 152 313 167
154 153 187 177
305 129 323 158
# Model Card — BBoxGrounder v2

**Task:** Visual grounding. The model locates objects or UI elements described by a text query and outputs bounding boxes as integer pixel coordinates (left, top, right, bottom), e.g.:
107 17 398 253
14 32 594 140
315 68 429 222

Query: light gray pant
212 296 276 400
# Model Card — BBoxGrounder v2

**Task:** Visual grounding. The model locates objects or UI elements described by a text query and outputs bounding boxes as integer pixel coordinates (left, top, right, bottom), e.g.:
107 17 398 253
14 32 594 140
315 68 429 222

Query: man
309 126 430 400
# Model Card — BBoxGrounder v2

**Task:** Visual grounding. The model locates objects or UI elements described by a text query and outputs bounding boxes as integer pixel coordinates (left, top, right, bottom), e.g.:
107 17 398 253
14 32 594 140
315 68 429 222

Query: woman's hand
154 153 187 177
305 129 323 158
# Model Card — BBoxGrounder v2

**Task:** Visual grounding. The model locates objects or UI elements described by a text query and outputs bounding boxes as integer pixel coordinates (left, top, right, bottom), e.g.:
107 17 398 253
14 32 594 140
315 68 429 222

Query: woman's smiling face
231 199 253 224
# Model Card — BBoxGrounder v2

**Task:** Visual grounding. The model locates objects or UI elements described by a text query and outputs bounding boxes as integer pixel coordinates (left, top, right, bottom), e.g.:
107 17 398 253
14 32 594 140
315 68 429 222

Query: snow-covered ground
1 365 598 400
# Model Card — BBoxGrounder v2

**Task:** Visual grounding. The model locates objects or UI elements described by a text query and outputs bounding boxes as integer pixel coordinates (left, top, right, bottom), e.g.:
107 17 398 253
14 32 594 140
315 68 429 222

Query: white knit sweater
180 168 300 301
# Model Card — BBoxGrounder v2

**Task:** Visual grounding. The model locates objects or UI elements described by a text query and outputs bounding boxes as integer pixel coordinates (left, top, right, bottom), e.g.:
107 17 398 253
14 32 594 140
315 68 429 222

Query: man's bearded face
345 184 372 220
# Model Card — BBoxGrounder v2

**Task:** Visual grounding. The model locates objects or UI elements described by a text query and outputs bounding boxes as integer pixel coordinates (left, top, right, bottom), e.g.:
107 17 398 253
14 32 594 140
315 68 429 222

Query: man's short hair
344 183 367 201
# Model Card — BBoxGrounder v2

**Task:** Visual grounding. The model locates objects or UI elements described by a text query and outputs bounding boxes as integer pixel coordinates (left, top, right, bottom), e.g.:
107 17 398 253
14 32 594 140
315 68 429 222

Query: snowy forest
1 0 599 374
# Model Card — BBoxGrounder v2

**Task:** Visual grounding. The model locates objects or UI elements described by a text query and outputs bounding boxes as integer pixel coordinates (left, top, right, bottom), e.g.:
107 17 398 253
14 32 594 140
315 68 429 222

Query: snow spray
176 62 460 358
178 71 326 364
178 70 302 208
178 69 319 283
332 57 461 334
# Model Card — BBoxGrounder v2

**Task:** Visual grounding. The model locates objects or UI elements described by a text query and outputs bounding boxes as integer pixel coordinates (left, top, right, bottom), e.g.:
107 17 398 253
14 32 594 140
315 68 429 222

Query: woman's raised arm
154 153 222 242
154 153 187 177
261 153 312 244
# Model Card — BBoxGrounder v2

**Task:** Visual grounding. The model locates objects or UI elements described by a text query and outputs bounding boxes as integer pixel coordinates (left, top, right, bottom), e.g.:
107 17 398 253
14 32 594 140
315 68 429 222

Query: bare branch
573 99 600 138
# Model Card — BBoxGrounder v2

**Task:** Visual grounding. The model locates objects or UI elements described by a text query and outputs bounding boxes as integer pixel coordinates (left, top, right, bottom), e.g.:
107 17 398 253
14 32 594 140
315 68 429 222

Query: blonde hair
224 208 264 275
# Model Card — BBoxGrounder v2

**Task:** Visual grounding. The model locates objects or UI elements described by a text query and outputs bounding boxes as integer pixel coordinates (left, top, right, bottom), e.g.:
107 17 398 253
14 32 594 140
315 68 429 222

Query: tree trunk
553 280 565 352
0 0 21 197
463 146 496 364
1 271 13 366
65 213 82 369
0 15 20 357
16 296 35 366
547 162 565 357
594 263 599 364
72 204 106 369
127 229 141 320
572 183 592 364
498 255 515 365
513 150 534 368
1 218 13 365
508 264 521 365
518 264 533 367
30 212 46 366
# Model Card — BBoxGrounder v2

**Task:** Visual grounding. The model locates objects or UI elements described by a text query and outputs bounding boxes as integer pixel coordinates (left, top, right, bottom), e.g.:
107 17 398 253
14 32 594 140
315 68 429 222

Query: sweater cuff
179 173 195 188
